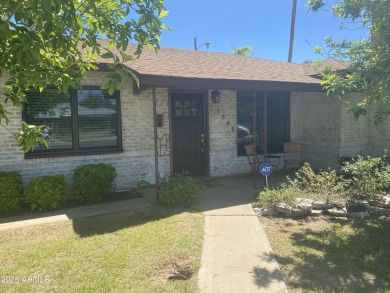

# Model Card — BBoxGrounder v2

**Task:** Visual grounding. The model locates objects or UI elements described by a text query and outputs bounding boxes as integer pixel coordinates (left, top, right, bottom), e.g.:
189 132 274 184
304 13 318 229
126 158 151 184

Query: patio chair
244 144 281 173
283 142 303 168
244 144 261 173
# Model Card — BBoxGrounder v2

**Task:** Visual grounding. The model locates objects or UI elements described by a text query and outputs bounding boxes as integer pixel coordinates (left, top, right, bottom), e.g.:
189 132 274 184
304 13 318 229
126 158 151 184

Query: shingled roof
92 40 327 91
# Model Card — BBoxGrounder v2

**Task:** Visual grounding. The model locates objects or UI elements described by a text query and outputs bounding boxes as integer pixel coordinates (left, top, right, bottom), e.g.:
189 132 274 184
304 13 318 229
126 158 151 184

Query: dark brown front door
171 93 206 176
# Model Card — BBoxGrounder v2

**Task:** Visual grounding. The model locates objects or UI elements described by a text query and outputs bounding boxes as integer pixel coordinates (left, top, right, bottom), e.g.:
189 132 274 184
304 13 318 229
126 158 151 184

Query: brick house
1 40 389 189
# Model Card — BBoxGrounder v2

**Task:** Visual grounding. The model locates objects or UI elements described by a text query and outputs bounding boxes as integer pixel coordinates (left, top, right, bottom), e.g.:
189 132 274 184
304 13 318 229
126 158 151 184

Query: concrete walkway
196 175 288 293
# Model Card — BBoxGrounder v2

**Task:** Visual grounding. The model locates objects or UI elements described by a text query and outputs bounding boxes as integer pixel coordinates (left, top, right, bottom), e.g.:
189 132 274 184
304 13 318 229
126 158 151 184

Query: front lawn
0 208 204 293
260 216 390 293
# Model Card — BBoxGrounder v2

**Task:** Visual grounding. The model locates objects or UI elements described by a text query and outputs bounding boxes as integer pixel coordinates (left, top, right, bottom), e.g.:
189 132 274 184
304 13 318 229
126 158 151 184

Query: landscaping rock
275 203 292 215
312 201 334 210
310 209 323 216
253 206 279 216
291 207 311 216
294 198 313 212
259 207 279 216
369 200 388 208
327 207 348 217
367 205 390 216
384 195 390 206
295 198 313 205
349 211 370 219
346 202 368 213
334 202 346 209
253 207 262 215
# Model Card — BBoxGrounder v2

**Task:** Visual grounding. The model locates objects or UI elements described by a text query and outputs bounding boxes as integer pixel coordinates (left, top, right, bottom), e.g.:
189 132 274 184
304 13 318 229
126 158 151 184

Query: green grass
0 208 204 293
260 216 390 293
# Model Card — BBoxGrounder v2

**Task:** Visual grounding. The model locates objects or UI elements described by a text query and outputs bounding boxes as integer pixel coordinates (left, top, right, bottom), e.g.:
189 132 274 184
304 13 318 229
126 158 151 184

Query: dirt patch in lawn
259 215 390 293
153 256 195 282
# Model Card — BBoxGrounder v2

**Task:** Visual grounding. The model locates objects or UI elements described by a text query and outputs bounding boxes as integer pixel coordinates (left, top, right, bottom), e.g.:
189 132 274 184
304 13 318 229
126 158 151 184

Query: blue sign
259 163 273 176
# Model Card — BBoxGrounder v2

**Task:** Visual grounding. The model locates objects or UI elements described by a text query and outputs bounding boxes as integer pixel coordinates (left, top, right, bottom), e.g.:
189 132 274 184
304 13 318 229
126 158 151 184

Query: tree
0 0 168 150
233 46 254 56
307 0 390 124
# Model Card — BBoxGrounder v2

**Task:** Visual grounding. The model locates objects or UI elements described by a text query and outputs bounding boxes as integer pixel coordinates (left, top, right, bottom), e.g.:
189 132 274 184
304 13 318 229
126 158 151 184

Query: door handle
200 133 205 153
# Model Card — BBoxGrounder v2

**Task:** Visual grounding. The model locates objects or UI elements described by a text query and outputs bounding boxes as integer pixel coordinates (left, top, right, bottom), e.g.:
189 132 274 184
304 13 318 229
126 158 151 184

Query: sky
158 0 369 64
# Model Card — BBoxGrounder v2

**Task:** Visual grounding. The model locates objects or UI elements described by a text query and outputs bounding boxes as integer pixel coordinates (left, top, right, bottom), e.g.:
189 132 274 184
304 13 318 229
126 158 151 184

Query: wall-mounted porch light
211 90 221 103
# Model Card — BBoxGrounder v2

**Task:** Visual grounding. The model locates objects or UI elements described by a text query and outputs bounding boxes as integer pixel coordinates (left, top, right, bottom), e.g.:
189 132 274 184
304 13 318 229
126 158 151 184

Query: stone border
253 196 390 219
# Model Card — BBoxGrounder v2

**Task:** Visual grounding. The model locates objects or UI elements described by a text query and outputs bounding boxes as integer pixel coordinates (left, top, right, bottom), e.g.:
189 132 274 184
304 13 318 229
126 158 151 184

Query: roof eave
137 74 323 92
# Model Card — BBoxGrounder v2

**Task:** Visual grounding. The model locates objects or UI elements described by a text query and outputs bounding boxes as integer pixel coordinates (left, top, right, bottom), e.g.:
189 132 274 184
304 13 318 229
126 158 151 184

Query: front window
237 91 290 156
24 88 122 157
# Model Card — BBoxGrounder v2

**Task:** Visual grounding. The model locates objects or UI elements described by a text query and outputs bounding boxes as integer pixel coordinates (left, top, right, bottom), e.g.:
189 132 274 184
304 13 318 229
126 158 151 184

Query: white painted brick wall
340 93 372 157
369 119 390 156
291 91 390 170
291 92 342 169
0 74 25 168
208 90 251 176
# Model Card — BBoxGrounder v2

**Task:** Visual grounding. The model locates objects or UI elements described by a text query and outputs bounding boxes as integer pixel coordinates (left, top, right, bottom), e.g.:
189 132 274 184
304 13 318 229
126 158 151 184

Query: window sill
24 148 124 159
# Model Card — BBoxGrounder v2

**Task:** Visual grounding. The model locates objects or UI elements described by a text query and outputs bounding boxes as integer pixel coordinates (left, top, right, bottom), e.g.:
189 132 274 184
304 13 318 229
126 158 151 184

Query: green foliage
0 0 168 151
74 163 117 203
232 46 254 56
160 172 202 205
287 163 346 202
258 154 390 205
258 185 313 207
306 0 390 124
136 171 152 188
24 175 68 211
15 122 48 152
259 155 390 206
257 163 345 207
341 155 390 201
0 172 23 214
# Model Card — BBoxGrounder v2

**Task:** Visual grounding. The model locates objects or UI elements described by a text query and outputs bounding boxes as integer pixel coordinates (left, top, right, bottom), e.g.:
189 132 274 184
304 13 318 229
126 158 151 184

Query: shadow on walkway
194 170 294 214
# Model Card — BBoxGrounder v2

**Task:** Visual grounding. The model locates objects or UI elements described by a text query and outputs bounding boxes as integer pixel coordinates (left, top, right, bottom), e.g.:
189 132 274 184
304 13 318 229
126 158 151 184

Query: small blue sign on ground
259 162 273 176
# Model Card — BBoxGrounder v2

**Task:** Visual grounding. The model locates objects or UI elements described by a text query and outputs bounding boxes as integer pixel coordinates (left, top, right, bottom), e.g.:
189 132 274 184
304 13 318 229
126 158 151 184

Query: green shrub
160 172 202 205
74 163 117 203
341 155 390 201
287 163 345 202
24 175 68 211
136 171 152 188
257 185 315 207
0 172 23 214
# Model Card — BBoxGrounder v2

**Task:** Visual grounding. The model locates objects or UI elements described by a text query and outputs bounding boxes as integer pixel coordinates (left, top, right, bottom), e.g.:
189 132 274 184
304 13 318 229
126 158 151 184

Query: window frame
23 86 123 158
236 91 290 157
